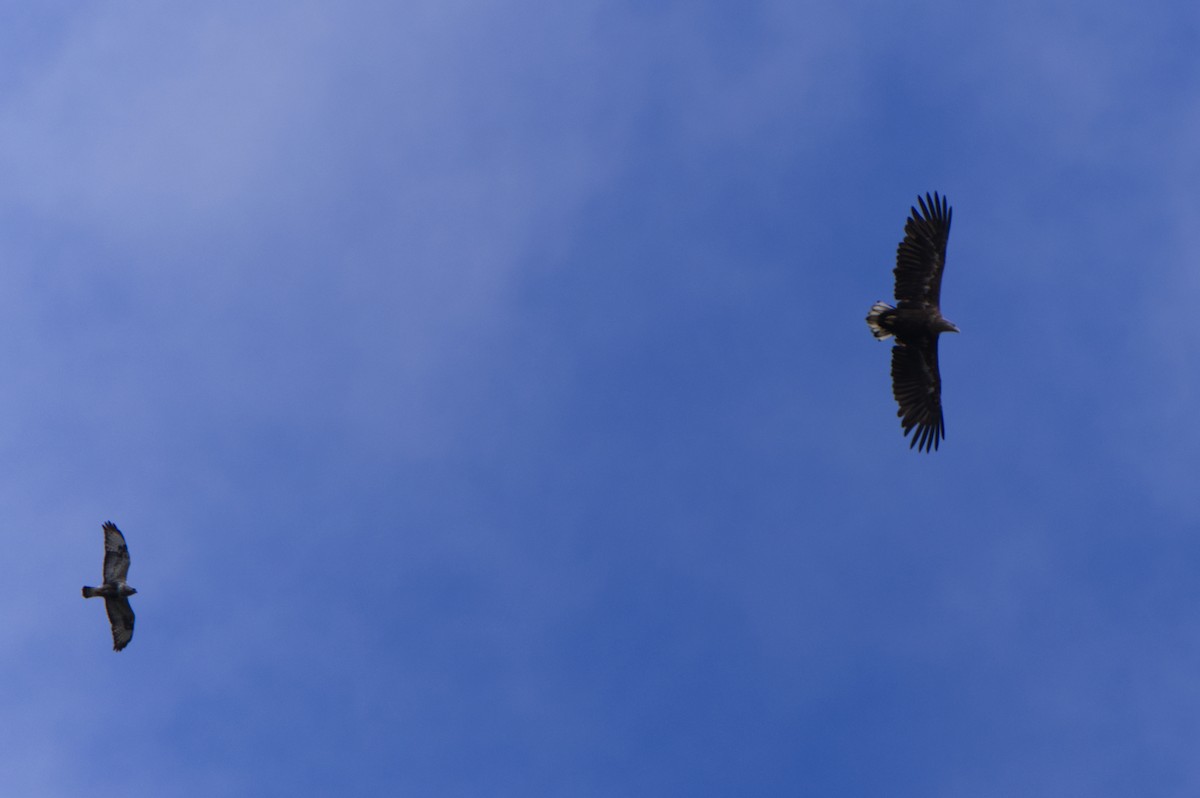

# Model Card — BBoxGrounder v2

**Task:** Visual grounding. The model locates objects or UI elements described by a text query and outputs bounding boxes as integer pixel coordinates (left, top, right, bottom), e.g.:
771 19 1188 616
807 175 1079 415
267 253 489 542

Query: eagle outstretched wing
102 522 130 584
893 192 951 309
105 596 135 652
890 336 945 452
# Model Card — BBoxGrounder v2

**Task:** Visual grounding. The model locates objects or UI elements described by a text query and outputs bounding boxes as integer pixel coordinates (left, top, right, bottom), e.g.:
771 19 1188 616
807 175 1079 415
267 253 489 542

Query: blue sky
3 1 1200 795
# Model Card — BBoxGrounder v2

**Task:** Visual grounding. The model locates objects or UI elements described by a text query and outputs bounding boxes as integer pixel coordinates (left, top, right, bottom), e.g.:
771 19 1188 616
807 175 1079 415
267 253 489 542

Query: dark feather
893 192 951 309
105 596 135 652
890 337 944 452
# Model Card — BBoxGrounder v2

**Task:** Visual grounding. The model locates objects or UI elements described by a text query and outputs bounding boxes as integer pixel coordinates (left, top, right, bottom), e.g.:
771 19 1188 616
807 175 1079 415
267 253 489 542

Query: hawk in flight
866 192 959 452
82 521 137 651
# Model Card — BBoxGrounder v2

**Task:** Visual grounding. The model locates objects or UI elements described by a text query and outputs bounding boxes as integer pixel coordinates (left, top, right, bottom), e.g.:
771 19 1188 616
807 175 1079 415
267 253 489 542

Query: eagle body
866 192 958 452
82 522 137 651
867 303 959 341
81 583 136 599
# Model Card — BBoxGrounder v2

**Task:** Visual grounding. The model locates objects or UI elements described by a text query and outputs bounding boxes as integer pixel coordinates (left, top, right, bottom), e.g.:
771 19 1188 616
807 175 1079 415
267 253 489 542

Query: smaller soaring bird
866 192 958 452
82 521 137 651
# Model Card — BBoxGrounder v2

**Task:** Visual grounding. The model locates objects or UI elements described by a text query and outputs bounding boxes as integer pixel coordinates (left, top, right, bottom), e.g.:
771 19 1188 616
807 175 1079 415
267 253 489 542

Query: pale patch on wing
105 596 135 652
102 522 130 584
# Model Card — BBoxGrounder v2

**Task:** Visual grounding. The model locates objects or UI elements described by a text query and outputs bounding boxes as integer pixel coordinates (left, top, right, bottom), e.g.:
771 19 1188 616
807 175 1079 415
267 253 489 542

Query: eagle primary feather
82 521 137 651
865 192 958 452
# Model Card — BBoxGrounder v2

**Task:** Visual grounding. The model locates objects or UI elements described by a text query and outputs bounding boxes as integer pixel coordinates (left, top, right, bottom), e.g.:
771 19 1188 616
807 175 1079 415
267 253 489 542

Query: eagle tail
866 301 894 340
82 586 96 598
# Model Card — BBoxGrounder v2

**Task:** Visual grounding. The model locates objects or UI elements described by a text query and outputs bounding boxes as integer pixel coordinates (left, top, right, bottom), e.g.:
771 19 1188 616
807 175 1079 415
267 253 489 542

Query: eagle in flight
866 192 958 452
82 521 137 651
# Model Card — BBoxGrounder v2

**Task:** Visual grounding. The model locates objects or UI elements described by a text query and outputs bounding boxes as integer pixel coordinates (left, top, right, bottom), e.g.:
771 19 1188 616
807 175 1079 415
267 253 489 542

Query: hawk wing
893 192 951 310
104 595 135 651
102 522 130 584
891 335 945 453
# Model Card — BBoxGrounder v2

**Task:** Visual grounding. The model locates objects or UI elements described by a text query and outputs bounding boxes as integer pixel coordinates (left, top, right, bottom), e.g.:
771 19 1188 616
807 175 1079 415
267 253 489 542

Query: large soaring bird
866 192 958 452
82 521 137 651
